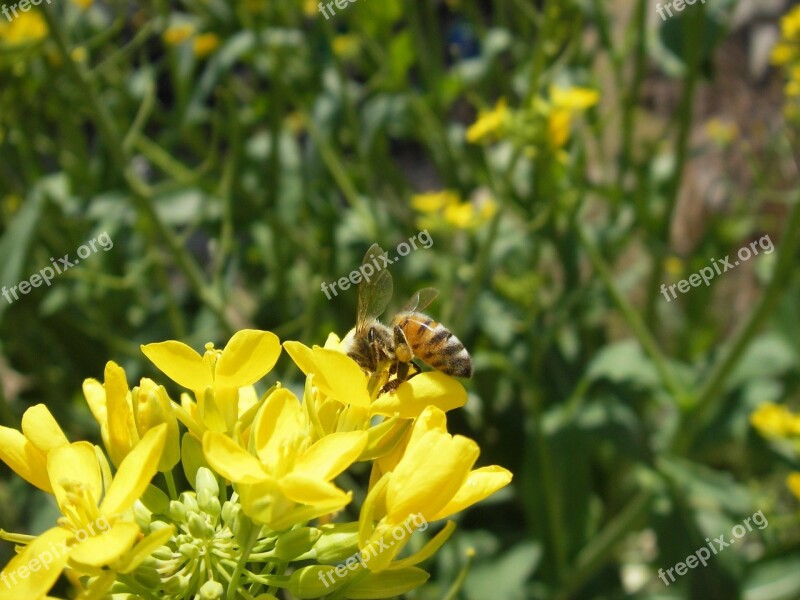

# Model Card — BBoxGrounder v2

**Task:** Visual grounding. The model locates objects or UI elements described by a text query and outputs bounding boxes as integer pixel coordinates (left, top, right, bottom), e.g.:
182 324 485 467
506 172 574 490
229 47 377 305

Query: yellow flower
163 23 195 46
0 426 172 599
332 33 360 60
0 11 47 45
771 42 796 66
193 32 220 58
704 118 739 146
203 388 368 529
71 0 93 9
0 404 69 493
411 190 460 214
750 402 800 438
82 361 180 471
663 256 683 277
466 98 510 144
787 472 800 500
141 329 281 435
549 85 600 111
359 406 512 571
780 6 800 41
303 0 318 17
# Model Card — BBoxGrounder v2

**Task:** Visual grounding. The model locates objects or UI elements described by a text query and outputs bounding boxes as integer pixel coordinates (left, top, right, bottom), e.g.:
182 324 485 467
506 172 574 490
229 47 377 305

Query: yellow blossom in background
466 98 510 144
192 32 220 58
70 46 87 63
163 23 195 46
704 117 739 146
773 6 800 121
411 190 460 214
0 11 47 45
412 189 496 231
332 33 360 60
664 256 684 277
787 472 800 500
71 0 94 9
546 85 599 150
303 0 318 17
750 402 800 438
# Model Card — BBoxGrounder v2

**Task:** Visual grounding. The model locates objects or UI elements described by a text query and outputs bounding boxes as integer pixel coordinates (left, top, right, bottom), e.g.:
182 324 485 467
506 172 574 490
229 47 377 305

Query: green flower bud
199 580 225 599
343 567 430 598
188 512 213 539
180 492 200 514
196 467 220 510
312 522 360 564
274 527 321 561
179 543 200 560
169 500 187 523
288 565 348 599
164 573 191 595
133 499 153 530
221 500 239 528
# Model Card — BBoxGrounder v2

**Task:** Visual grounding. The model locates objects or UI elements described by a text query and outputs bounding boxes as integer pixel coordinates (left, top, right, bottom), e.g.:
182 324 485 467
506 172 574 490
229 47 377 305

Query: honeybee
341 244 472 392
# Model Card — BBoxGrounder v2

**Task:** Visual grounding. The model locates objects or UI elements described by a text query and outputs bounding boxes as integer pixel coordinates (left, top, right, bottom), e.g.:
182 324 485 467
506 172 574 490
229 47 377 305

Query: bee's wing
399 287 439 313
356 244 393 332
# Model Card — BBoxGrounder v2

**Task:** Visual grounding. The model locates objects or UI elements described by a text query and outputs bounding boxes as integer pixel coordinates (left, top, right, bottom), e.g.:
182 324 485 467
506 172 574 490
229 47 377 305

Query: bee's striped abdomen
393 312 472 378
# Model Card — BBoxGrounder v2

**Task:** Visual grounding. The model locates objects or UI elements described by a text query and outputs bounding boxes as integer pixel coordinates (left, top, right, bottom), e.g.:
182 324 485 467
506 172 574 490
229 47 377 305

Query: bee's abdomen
394 312 472 378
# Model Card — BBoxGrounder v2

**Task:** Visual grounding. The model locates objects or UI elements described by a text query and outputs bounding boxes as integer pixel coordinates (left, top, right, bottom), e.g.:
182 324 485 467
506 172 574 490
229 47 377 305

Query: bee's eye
368 327 375 342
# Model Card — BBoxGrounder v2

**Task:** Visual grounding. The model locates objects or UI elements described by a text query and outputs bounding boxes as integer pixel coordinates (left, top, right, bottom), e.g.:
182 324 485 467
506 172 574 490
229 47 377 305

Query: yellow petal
313 348 370 407
0 426 52 492
21 404 69 453
284 341 331 392
68 522 139 568
202 431 266 484
48 442 102 511
372 372 467 418
295 431 368 480
99 425 166 516
0 526 72 600
386 432 478 522
215 329 281 388
252 388 305 465
430 466 513 520
140 340 212 390
104 362 137 466
82 378 107 427
279 474 351 506
117 524 175 574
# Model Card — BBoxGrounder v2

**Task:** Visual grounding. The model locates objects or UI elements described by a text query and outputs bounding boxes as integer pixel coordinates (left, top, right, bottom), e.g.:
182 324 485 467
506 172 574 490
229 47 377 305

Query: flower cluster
0 329 512 599
771 5 800 123
465 85 599 161
751 402 800 501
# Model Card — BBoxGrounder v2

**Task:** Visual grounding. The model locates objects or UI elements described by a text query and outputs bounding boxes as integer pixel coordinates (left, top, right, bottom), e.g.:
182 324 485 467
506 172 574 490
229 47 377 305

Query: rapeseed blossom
0 328 512 598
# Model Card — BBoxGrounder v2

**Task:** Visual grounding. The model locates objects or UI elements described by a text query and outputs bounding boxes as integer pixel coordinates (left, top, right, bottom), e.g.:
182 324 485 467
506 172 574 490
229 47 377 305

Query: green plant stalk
644 2 705 324
577 225 687 402
554 490 652 600
41 4 234 334
441 548 476 600
672 192 800 453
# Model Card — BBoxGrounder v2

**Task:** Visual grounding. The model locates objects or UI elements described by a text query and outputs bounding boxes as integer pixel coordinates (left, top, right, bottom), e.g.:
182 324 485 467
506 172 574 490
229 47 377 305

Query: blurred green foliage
1 0 800 598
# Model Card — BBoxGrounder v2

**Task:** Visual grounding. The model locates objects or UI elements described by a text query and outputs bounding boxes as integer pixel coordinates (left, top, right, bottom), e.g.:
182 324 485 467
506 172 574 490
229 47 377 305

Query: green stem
227 523 260 600
164 470 179 501
672 193 800 453
577 225 687 403
440 549 476 600
554 491 652 600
